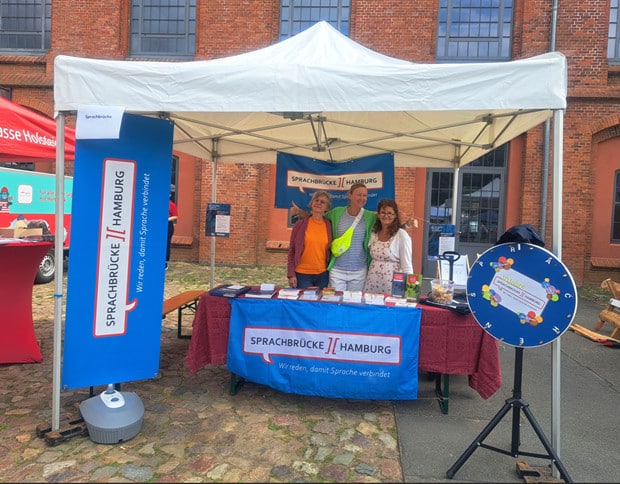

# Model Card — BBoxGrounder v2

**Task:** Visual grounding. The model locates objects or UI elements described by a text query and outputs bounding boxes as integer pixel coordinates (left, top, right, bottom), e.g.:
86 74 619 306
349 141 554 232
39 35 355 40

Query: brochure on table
210 284 252 297
245 283 277 299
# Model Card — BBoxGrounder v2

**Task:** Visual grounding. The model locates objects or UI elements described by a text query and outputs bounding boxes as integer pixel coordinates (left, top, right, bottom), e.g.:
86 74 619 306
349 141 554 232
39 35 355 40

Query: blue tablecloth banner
227 298 421 400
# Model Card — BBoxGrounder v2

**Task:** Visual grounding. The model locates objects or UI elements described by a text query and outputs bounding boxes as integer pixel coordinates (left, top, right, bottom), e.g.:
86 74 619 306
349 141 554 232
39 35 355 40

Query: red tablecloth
186 293 502 400
0 240 53 364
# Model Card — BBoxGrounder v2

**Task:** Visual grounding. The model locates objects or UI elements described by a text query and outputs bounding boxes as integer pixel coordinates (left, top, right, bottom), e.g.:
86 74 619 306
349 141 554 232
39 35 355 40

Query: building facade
1 1 620 286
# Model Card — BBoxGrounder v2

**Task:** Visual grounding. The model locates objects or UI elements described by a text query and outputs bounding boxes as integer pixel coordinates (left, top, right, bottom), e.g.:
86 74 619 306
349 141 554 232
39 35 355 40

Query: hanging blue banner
227 298 421 400
62 113 173 389
274 152 394 211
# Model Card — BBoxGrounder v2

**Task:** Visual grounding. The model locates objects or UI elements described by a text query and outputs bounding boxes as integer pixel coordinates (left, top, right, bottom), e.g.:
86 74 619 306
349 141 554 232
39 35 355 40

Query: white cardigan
368 228 413 273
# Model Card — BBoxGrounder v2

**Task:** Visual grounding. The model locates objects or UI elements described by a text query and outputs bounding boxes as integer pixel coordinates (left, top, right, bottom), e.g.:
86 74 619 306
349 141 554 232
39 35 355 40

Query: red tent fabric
0 97 75 162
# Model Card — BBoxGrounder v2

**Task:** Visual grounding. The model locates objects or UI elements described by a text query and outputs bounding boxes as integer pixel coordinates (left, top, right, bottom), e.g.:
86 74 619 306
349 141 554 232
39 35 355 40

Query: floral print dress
364 235 399 294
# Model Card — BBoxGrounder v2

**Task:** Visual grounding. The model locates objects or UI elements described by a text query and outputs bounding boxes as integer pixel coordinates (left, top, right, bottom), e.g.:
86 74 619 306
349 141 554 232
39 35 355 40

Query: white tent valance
54 21 566 168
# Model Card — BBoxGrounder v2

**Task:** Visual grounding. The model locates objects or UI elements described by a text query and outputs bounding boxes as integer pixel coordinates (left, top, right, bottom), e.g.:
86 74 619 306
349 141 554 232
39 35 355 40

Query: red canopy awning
0 97 75 162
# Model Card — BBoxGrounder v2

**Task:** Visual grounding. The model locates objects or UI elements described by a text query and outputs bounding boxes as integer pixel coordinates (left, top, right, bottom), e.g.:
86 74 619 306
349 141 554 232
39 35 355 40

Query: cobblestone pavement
0 263 403 483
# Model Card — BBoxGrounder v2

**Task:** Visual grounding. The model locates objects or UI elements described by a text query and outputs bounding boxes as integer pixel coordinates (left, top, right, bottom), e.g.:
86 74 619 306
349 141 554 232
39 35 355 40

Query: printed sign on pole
427 224 456 260
205 203 231 237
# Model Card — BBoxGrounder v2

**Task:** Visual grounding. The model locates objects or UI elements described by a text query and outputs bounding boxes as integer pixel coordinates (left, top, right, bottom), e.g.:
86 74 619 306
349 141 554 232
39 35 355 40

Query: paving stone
314 446 331 462
272 464 293 479
320 463 350 481
312 420 339 434
206 462 229 479
90 465 119 481
42 460 77 478
355 462 376 476
121 463 154 481
378 432 398 450
332 452 355 466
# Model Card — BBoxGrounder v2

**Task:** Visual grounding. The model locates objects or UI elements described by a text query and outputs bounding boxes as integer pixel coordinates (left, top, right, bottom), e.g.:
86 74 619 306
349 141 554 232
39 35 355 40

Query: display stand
446 346 572 482
446 242 577 482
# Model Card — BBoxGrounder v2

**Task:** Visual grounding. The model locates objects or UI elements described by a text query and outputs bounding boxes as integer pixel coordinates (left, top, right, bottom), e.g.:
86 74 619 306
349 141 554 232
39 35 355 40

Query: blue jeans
296 271 330 289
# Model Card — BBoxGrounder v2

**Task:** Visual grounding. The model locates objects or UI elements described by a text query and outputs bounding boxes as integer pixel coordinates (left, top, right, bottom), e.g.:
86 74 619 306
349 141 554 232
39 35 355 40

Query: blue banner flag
62 114 173 389
274 152 394 211
227 298 421 400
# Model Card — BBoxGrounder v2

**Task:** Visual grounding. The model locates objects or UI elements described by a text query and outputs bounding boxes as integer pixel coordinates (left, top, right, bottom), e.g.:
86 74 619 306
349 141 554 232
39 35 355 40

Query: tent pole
550 109 564 478
209 139 219 288
450 166 459 226
52 113 66 431
547 4 561 477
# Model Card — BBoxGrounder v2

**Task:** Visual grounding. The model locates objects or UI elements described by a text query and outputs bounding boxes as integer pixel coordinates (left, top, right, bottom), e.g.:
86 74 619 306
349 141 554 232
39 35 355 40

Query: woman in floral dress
364 199 413 294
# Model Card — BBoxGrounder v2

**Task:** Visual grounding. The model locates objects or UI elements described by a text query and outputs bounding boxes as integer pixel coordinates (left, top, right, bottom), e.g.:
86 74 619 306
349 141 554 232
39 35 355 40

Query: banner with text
274 152 394 212
62 113 173 389
227 298 421 400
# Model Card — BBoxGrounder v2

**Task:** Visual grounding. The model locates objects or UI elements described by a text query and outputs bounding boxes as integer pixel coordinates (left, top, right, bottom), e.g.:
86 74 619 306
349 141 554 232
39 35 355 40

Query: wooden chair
593 278 620 339
162 290 206 339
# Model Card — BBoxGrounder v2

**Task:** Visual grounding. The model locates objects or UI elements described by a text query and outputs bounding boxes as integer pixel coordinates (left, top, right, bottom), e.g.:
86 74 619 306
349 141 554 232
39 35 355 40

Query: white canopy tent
52 21 567 462
54 21 566 168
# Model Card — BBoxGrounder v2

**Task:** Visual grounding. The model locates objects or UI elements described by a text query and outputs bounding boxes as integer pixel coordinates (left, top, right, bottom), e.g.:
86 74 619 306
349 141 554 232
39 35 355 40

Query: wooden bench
593 278 620 339
162 290 206 339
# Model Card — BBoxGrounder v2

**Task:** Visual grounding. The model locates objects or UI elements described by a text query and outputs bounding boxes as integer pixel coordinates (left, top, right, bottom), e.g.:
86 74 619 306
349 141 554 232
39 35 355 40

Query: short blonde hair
348 182 367 194
310 190 332 210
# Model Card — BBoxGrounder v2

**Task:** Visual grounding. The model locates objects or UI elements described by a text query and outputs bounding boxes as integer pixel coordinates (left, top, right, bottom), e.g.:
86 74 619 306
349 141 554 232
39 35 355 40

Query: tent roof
54 21 566 168
0 97 75 162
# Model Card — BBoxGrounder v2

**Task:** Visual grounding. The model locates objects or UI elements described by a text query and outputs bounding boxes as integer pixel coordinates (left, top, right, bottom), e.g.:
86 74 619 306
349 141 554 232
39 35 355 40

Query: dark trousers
295 271 329 289
167 221 174 262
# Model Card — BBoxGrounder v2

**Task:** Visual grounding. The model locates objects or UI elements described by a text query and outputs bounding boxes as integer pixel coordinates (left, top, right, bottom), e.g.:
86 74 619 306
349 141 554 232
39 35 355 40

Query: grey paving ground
1 263 618 482
397 297 620 483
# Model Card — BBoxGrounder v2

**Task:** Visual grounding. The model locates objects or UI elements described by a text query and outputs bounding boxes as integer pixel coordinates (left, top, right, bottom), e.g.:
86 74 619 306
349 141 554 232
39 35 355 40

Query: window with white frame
608 0 620 63
437 0 513 62
130 0 196 58
0 0 50 53
279 0 350 40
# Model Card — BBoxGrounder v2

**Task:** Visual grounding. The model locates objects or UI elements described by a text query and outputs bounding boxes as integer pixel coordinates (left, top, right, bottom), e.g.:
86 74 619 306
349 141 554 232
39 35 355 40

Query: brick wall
3 1 620 286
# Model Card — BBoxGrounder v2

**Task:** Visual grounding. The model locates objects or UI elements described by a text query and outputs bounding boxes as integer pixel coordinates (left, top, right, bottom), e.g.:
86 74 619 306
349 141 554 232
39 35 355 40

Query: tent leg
51 113 67 431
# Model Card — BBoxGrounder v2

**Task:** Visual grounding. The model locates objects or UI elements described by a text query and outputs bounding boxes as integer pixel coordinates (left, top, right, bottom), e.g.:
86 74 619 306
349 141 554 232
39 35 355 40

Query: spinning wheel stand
439 250 461 282
446 347 572 482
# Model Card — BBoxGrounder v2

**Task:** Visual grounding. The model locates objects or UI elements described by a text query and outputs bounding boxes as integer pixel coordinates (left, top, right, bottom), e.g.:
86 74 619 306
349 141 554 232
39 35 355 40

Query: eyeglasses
313 199 329 204
379 211 396 217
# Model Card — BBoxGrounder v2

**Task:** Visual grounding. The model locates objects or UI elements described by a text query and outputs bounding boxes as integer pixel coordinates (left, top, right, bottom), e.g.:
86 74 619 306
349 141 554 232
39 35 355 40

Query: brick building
1 1 620 286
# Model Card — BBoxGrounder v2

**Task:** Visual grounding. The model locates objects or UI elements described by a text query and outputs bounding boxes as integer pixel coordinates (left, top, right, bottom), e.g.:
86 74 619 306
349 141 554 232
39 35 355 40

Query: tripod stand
446 347 572 482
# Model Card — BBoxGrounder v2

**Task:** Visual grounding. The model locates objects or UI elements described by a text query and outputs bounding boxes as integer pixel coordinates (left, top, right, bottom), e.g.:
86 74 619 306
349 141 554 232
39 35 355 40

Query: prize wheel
467 242 577 348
